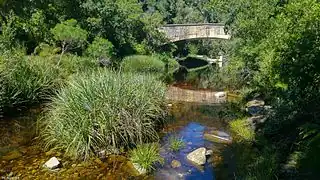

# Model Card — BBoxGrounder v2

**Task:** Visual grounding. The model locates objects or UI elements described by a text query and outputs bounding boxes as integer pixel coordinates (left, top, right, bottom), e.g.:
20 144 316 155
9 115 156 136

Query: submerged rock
186 147 206 166
171 160 181 168
204 130 232 144
44 157 60 169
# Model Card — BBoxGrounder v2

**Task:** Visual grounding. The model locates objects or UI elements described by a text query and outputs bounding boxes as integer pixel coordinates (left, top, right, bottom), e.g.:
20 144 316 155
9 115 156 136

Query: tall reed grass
40 70 167 159
0 52 97 114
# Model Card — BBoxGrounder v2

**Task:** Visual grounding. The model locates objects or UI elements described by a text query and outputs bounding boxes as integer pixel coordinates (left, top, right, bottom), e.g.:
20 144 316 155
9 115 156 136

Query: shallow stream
0 100 236 179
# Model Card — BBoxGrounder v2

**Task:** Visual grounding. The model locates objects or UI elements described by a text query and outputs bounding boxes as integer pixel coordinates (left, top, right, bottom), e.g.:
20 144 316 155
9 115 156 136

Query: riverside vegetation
1 0 320 179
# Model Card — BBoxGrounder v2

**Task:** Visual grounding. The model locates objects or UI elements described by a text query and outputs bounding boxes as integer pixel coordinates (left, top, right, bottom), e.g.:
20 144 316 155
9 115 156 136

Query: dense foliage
221 0 320 179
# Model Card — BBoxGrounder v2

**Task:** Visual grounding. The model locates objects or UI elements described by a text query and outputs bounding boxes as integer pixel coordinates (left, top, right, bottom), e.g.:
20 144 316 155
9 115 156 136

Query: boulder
44 157 60 169
187 147 206 166
171 160 181 168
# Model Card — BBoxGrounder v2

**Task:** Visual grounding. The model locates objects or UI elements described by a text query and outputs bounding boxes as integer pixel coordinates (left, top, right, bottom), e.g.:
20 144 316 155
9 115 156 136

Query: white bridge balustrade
159 23 231 42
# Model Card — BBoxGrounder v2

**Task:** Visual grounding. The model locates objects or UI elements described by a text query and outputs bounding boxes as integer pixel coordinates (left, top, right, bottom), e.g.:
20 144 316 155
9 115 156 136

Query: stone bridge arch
159 23 231 42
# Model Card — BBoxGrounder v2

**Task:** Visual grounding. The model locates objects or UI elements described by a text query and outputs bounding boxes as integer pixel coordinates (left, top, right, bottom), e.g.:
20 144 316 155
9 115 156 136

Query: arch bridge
159 23 231 42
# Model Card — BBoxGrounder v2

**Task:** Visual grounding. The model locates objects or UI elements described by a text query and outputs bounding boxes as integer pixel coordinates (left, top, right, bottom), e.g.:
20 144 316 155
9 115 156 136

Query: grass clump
120 55 179 74
40 70 167 160
229 118 255 142
168 136 185 152
121 55 165 74
0 53 62 113
130 143 164 172
0 51 98 114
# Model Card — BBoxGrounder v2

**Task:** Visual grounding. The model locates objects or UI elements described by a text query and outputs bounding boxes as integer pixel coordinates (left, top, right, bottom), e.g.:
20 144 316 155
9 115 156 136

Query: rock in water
246 99 265 107
44 157 60 169
204 130 232 144
171 160 181 168
206 150 213 156
187 147 206 166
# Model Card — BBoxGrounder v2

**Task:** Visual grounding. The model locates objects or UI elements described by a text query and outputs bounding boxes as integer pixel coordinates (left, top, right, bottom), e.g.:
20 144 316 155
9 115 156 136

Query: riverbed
0 98 237 179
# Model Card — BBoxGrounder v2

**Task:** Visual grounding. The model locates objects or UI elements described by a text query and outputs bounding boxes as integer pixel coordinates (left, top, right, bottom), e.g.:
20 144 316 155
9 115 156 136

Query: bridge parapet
159 23 231 42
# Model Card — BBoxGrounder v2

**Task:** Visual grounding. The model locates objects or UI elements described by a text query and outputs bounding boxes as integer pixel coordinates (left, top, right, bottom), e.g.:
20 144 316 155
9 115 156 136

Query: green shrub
40 70 167 159
168 136 185 152
130 143 164 172
120 55 165 74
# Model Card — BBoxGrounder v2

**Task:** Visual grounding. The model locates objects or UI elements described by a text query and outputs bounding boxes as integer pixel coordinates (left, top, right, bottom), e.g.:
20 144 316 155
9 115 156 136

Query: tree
51 19 88 60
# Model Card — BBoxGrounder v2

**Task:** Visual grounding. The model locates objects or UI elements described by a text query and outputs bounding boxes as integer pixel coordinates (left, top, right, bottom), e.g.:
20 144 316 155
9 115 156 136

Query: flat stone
187 147 206 166
2 150 22 161
43 157 60 169
171 160 181 168
246 99 265 107
204 131 232 144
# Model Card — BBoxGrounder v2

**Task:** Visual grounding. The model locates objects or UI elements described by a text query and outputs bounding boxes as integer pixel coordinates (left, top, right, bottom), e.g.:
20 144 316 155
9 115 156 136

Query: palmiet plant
130 143 164 172
40 70 167 160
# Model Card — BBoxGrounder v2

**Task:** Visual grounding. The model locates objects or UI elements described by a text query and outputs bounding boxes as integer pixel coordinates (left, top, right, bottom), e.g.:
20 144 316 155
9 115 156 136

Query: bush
130 143 164 172
120 55 165 74
40 70 167 159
